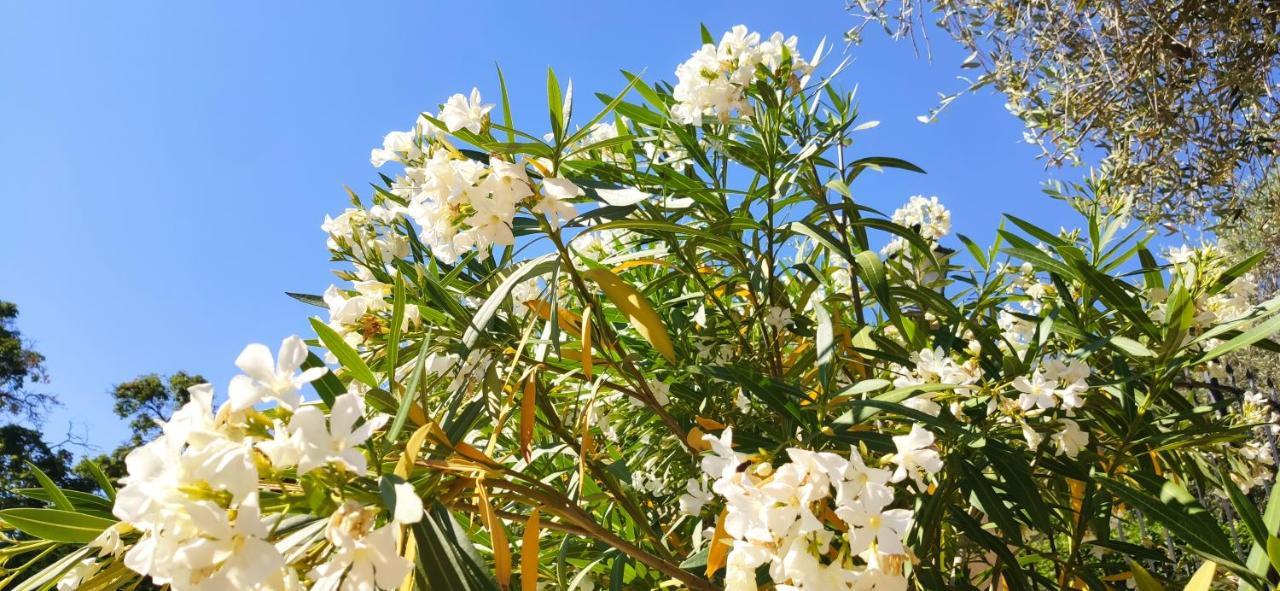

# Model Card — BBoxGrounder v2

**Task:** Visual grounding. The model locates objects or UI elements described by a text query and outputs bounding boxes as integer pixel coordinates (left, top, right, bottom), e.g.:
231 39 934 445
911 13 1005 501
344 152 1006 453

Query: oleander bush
5 25 1280 591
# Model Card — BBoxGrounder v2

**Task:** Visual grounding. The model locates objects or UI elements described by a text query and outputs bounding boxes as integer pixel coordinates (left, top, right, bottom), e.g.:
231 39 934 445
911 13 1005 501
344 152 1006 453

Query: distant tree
846 0 1280 226
0 423 93 509
84 371 206 480
1218 175 1280 383
0 301 54 420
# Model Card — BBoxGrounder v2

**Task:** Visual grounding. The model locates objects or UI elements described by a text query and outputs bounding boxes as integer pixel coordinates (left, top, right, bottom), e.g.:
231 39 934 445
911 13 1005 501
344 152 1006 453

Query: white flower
90 523 125 557
701 428 745 482
1053 419 1089 459
370 130 419 168
167 496 286 590
763 306 793 331
535 177 582 228
57 558 100 591
678 478 713 515
1013 371 1056 412
311 502 413 591
889 424 943 488
465 194 517 249
392 481 424 524
439 88 493 134
228 336 326 411
837 482 913 556
1020 420 1044 452
290 392 389 475
646 379 671 407
257 419 305 468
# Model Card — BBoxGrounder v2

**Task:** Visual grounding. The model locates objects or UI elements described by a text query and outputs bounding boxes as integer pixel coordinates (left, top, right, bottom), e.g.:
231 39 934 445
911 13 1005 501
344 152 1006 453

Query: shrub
5 25 1280 591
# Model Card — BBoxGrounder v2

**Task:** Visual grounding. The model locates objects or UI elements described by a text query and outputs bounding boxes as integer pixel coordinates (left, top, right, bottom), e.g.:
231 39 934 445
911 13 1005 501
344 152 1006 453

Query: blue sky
0 1 1086 454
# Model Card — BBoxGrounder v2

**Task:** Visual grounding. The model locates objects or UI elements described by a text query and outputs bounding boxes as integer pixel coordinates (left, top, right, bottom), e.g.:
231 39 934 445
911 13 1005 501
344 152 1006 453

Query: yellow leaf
1183 561 1216 591
694 416 726 431
521 508 541 591
581 268 675 362
398 532 417 591
1128 560 1165 591
524 300 582 337
395 424 432 479
581 305 593 380
706 509 730 578
610 258 674 273
686 427 710 452
478 484 512 590
520 371 538 462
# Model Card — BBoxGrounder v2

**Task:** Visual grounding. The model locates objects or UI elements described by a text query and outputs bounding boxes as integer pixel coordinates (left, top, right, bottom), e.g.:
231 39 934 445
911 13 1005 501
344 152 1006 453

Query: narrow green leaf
303 352 342 407
310 317 380 389
25 462 73 511
0 508 116 543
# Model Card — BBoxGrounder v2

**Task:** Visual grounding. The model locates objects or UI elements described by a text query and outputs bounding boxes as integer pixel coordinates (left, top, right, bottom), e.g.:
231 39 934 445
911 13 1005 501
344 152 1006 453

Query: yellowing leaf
581 305 593 380
695 416 726 431
521 508 541 591
687 427 710 452
1183 561 1216 591
610 258 674 273
1128 560 1165 591
706 509 730 578
520 371 537 461
581 268 675 362
478 484 512 590
524 300 582 337
395 424 432 479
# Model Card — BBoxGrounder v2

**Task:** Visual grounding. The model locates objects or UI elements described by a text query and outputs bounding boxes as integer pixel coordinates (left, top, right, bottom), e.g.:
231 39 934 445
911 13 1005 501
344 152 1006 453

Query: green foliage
0 301 53 420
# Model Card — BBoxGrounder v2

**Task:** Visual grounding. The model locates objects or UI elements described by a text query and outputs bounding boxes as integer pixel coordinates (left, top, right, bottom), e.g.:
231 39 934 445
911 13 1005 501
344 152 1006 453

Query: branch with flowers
5 24 1280 591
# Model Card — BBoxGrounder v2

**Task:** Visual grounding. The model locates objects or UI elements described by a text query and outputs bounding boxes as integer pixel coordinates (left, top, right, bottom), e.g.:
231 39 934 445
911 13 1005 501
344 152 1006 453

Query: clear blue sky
0 1 1086 454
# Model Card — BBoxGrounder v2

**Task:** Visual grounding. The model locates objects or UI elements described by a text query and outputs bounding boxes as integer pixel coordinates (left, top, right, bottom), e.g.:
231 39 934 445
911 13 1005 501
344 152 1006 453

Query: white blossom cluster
361 88 585 265
691 426 942 589
671 25 814 125
881 195 950 257
101 336 421 591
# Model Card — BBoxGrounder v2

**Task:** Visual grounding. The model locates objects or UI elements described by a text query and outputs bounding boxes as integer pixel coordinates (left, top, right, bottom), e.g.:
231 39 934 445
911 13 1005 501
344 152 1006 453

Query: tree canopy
847 0 1280 225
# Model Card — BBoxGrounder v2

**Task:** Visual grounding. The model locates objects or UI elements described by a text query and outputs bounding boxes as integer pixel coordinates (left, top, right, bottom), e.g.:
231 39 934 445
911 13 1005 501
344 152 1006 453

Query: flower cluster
671 25 814 125
103 337 418 591
696 427 941 590
361 89 585 265
882 195 950 256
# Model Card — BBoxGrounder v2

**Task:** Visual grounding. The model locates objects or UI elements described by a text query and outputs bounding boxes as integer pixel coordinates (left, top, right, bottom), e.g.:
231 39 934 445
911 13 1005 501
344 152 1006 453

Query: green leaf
0 508 116 543
80 459 115 502
1195 307 1280 365
25 462 73 511
412 503 500 591
462 254 559 351
286 291 327 308
699 23 714 45
310 317 380 389
1244 470 1280 588
1220 467 1268 552
303 352 342 407
15 488 112 514
1098 475 1244 573
1110 335 1155 358
386 274 407 390
495 64 515 144
547 67 564 141
387 343 430 443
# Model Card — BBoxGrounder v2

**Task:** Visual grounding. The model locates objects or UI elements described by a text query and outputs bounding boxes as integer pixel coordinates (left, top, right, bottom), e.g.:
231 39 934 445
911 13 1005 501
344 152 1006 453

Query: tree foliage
0 301 53 420
846 0 1280 225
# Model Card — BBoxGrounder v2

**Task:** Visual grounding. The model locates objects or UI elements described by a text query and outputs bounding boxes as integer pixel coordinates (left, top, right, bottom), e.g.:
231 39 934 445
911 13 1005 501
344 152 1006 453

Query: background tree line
0 299 201 509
